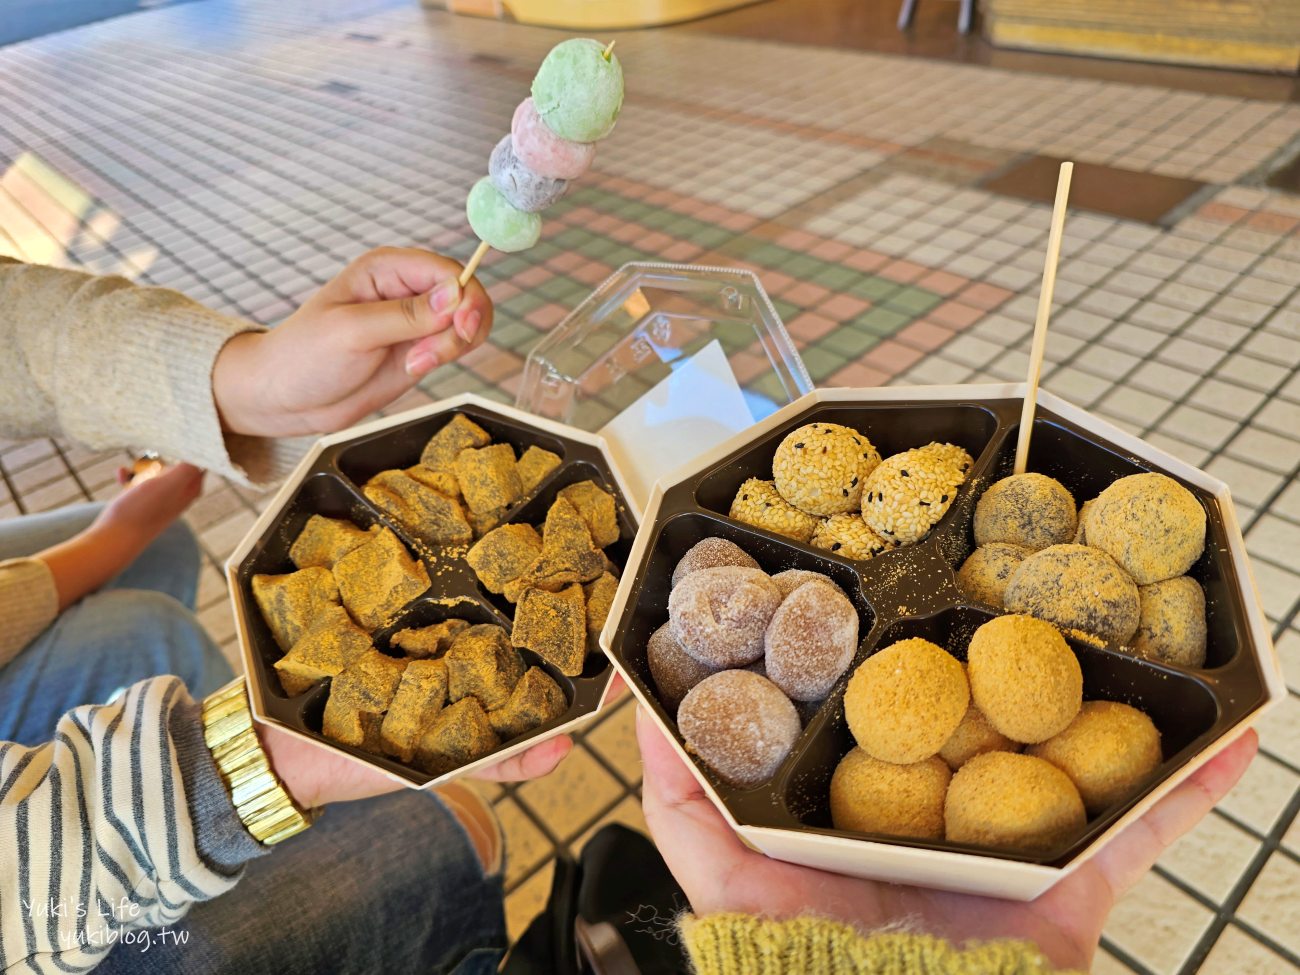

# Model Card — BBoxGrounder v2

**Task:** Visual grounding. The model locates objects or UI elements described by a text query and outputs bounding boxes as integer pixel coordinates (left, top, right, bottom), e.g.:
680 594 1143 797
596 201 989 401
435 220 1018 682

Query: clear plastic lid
516 262 813 511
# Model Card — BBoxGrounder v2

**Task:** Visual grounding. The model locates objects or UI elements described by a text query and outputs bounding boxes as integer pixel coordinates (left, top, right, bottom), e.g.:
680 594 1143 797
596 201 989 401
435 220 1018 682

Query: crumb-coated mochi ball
765 581 859 701
730 478 820 543
861 449 965 545
830 748 950 840
967 614 1082 744
945 752 1086 854
1087 473 1206 585
844 638 968 764
956 543 1031 608
769 568 839 600
678 670 801 789
772 423 880 516
939 703 1018 770
1004 544 1140 646
671 537 760 588
1073 499 1094 545
646 622 718 714
1028 701 1162 815
668 566 782 668
811 514 894 561
974 473 1077 552
1132 576 1207 668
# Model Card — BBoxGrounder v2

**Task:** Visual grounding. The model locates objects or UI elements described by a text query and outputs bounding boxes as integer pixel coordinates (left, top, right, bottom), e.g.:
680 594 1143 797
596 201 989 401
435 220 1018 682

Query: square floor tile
1236 853 1300 959
1092 947 1140 975
1226 428 1300 475
584 699 641 786
1158 812 1261 904
573 795 648 853
1105 871 1215 975
1203 455 1285 509
496 798 553 889
517 744 626 844
505 860 553 944
1254 692 1300 769
1158 405 1238 451
1200 924 1300 974
1217 753 1300 835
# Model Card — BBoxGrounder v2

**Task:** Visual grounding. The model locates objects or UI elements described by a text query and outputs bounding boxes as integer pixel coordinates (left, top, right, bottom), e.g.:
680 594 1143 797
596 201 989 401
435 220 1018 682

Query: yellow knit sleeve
679 914 1081 975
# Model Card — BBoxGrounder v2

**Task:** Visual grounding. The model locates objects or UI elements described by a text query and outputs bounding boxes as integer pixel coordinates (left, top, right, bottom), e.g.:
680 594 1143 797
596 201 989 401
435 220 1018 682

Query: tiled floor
1 2 1298 971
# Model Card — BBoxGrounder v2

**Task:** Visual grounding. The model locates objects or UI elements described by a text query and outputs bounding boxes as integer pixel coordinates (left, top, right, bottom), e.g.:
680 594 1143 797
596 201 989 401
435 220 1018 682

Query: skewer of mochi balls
462 39 624 275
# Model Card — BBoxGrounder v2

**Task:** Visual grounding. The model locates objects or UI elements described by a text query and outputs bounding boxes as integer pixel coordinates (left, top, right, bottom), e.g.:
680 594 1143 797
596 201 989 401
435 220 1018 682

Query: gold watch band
201 678 317 846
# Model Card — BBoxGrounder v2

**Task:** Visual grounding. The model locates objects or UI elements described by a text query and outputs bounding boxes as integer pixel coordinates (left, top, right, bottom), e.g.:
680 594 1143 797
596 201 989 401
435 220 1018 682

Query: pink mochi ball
511 98 596 181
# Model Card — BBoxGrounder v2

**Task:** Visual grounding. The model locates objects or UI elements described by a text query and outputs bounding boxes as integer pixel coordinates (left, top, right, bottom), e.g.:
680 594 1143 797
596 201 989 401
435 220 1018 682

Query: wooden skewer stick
458 239 491 288
1013 160 1074 476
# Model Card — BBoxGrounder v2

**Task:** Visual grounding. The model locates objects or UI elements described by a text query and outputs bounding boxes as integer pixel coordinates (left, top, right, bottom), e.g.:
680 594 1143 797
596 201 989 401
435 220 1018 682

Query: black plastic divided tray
607 395 1270 867
234 402 637 787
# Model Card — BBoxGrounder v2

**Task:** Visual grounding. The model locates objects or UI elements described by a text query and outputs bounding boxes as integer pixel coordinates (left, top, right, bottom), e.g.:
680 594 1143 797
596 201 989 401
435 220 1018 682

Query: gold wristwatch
201 679 317 845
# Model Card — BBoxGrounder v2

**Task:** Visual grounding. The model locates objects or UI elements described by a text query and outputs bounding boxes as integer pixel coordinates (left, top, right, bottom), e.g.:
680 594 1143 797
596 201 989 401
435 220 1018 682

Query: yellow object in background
446 0 760 29
984 0 1300 73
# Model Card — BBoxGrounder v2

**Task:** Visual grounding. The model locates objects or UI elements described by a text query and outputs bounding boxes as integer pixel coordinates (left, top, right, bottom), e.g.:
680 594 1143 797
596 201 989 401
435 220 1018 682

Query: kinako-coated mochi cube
380 659 449 763
252 566 341 652
415 698 501 775
389 619 470 659
420 413 491 474
289 516 377 571
512 584 587 676
468 506 508 539
467 524 543 595
488 667 567 740
322 694 384 751
454 443 523 516
508 498 605 597
273 603 372 696
584 571 619 637
330 649 408 712
517 446 561 493
363 470 473 548
557 480 620 548
332 527 431 631
445 624 526 711
404 464 461 499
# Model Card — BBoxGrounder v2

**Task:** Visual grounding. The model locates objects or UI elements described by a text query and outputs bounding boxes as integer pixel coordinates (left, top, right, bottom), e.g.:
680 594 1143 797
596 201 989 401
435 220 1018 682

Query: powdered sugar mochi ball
488 136 568 213
511 98 596 180
465 178 540 253
765 580 859 701
678 670 800 789
531 39 624 143
668 566 782 668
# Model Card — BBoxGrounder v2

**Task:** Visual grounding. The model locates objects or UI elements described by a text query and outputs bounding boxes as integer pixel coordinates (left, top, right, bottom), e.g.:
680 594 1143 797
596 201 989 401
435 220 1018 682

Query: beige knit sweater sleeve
0 257 305 660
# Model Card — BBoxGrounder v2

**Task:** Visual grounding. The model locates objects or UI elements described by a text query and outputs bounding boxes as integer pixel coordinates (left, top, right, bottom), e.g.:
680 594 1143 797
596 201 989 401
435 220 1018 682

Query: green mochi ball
531 38 624 143
466 178 541 253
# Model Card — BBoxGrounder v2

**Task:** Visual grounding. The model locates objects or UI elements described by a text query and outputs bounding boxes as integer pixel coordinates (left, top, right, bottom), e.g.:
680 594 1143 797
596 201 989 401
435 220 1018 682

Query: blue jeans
0 505 506 974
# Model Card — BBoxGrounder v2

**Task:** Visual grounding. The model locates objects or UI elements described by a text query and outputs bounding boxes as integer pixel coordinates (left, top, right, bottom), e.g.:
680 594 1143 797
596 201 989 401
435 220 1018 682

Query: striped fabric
0 677 245 973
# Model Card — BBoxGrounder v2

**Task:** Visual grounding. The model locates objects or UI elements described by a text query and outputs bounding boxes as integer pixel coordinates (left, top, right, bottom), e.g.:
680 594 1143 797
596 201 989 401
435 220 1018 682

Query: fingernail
430 281 460 314
456 309 482 345
405 348 438 376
